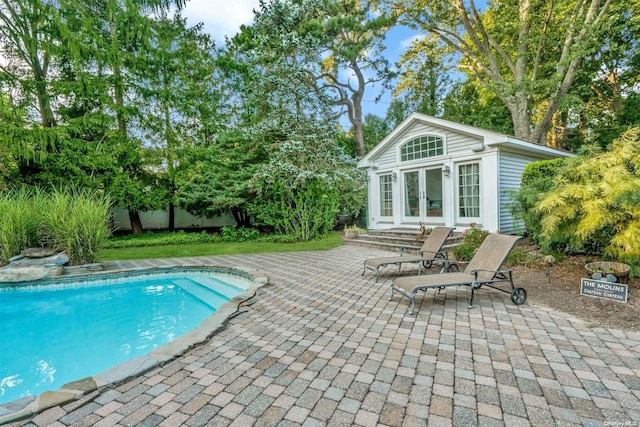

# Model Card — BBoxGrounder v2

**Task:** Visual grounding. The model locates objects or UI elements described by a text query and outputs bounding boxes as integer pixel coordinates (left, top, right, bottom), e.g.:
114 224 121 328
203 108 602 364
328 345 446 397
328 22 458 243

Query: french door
402 168 444 223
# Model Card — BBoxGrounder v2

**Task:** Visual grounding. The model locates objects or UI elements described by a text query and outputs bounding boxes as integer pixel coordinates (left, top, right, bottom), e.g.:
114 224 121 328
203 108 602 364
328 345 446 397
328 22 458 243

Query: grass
98 232 343 261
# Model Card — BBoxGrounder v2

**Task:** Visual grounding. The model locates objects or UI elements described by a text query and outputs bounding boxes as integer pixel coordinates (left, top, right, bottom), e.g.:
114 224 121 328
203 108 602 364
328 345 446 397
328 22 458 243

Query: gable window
459 163 480 218
400 136 444 162
379 174 393 216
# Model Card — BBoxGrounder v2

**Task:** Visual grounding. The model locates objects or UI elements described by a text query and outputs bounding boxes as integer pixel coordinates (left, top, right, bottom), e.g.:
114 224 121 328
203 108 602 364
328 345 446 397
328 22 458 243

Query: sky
180 0 419 121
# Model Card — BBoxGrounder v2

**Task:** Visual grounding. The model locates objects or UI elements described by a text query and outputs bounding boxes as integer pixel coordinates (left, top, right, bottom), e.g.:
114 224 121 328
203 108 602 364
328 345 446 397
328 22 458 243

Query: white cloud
181 0 260 42
399 34 425 49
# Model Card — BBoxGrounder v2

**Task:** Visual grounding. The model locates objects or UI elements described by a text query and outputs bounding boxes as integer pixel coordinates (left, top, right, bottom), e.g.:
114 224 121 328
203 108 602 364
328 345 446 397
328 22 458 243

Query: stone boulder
0 249 69 283
9 250 69 267
0 264 64 283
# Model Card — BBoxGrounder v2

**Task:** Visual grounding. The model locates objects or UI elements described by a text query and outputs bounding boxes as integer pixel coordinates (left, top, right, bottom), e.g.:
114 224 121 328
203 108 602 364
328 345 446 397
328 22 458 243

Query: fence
111 206 236 231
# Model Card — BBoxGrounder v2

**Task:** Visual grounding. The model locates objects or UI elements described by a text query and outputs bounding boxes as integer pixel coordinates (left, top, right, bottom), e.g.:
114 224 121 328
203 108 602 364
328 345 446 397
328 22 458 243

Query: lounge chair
363 227 454 282
390 233 526 314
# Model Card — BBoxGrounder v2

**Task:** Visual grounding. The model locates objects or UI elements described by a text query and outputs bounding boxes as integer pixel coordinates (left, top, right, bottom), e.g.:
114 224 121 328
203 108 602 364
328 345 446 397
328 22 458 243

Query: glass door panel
425 168 443 217
404 171 420 217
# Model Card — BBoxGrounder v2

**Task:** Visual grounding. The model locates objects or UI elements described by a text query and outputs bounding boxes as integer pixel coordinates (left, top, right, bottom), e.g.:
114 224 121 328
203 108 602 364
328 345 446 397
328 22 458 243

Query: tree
251 117 366 240
56 0 187 233
442 80 513 134
176 131 268 228
0 0 58 128
536 127 640 276
136 13 223 230
558 0 640 149
309 0 396 156
383 0 614 144
393 34 454 117
233 0 395 157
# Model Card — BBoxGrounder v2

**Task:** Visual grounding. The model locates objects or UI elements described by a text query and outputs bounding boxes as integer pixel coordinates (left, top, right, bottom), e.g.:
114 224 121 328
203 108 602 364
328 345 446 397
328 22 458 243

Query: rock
592 272 603 280
605 273 618 283
542 255 557 265
20 247 60 258
9 251 69 267
0 265 64 283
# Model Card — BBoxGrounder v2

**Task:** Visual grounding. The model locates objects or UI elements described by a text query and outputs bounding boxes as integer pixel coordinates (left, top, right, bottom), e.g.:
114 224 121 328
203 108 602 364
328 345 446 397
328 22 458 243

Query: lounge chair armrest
418 249 437 257
443 259 468 267
400 246 420 255
470 269 512 279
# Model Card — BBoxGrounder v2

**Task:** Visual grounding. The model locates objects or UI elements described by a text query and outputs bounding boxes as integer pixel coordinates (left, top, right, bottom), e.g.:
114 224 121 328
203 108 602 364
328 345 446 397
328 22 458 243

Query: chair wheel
511 287 527 305
447 263 459 272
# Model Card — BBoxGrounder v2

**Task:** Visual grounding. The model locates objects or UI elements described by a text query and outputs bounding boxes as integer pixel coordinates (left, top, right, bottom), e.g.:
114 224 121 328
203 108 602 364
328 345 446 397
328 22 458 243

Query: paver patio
6 244 640 426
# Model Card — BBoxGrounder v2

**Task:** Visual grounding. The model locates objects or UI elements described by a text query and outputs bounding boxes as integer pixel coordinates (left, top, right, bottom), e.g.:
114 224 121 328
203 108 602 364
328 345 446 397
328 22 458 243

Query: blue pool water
0 270 250 404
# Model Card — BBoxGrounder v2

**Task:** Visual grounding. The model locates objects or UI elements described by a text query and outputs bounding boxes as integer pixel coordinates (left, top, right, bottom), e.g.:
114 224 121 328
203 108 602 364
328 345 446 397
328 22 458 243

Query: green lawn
98 232 343 261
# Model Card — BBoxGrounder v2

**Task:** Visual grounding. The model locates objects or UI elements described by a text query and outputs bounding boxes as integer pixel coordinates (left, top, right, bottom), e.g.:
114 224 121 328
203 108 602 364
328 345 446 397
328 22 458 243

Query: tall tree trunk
33 64 56 128
349 61 366 157
231 208 251 228
168 201 175 231
506 94 533 141
128 209 144 235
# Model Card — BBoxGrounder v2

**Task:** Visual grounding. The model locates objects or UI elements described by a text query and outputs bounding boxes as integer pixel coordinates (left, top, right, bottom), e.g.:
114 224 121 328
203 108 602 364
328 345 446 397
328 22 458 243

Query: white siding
498 151 537 234
370 122 484 169
360 113 571 233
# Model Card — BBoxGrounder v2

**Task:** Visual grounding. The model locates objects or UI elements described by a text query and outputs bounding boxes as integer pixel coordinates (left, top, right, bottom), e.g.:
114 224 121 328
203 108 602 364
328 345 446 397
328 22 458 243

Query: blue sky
181 0 419 120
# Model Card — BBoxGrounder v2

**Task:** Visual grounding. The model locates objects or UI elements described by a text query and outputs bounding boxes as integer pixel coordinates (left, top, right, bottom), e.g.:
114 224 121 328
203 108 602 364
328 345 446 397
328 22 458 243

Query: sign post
580 278 628 303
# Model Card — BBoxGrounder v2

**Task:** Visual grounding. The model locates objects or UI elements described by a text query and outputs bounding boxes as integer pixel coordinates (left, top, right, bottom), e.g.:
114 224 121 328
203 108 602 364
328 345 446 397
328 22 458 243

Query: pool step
173 279 230 309
189 275 246 299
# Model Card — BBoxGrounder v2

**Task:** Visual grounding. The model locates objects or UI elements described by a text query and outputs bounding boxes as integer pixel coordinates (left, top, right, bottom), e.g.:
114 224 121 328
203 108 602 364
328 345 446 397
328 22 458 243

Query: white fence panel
112 206 236 231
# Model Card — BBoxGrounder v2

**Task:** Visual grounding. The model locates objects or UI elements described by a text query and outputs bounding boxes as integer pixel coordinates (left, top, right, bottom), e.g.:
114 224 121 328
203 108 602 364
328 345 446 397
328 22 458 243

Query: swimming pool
0 268 256 405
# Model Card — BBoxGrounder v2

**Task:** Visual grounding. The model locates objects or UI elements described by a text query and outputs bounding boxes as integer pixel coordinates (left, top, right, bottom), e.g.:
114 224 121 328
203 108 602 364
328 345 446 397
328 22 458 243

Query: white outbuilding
358 113 573 234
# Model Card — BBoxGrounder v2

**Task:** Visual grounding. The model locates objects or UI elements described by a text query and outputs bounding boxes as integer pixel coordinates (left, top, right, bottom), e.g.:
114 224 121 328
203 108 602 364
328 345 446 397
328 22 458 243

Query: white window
459 163 480 218
379 174 393 217
400 136 444 162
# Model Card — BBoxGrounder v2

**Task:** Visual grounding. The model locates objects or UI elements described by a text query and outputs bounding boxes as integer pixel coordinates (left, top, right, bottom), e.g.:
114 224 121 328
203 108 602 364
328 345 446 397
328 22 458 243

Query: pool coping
0 264 269 425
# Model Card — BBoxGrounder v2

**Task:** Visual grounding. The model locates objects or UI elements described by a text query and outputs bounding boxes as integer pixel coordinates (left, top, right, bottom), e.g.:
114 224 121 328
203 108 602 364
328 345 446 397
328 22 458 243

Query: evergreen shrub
535 127 640 277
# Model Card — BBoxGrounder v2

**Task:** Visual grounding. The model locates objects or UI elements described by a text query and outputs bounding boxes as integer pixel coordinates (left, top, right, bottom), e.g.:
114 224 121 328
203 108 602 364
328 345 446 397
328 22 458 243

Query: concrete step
357 234 425 247
345 230 463 254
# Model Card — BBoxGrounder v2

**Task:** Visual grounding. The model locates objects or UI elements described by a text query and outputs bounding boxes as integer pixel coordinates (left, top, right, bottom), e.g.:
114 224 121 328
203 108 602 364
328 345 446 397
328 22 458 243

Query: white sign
580 278 628 303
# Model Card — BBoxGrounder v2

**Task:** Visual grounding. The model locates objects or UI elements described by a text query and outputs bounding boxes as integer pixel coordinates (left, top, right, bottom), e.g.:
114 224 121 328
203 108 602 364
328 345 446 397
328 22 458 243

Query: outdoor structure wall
359 113 573 234
498 150 549 234
112 206 236 231
371 121 484 170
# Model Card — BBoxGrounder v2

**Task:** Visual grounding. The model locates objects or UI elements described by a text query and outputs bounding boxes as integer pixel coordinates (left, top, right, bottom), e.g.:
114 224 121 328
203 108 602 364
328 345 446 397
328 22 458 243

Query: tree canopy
0 0 637 241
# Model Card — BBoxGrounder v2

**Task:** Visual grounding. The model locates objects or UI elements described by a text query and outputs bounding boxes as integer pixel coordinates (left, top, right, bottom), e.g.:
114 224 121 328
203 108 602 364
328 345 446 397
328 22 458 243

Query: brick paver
6 245 640 426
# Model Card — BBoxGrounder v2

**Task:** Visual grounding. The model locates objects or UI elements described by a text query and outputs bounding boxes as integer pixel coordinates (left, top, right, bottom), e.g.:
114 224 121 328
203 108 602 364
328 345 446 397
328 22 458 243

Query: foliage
176 131 267 227
39 188 112 265
535 127 640 276
251 118 366 241
513 158 568 247
254 177 340 241
451 225 490 261
361 114 392 154
0 0 196 234
344 224 367 238
393 33 455 118
0 187 45 263
413 223 432 242
0 187 111 265
561 0 640 149
384 0 615 145
221 226 260 242
135 14 225 230
505 249 538 268
231 0 396 157
103 230 219 249
442 81 513 135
